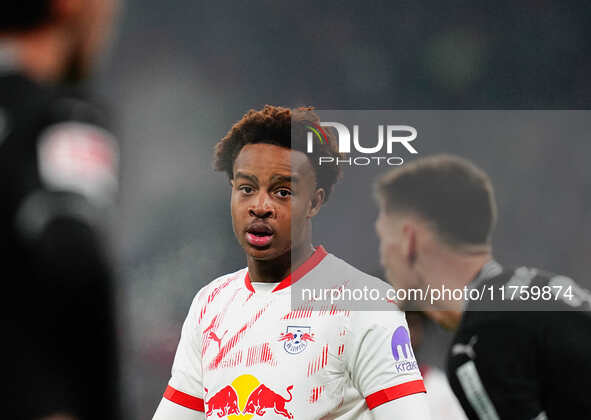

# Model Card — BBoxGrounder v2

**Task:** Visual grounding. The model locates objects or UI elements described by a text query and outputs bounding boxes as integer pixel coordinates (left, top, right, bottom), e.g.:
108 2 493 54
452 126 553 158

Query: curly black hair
214 105 342 200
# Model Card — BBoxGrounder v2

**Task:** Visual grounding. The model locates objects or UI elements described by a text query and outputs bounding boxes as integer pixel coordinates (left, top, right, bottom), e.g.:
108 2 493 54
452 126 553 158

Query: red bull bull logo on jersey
205 374 294 419
205 385 240 417
279 326 314 355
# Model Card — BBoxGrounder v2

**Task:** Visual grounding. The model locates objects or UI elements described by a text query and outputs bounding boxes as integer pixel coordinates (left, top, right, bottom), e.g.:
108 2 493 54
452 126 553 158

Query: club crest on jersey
279 326 314 354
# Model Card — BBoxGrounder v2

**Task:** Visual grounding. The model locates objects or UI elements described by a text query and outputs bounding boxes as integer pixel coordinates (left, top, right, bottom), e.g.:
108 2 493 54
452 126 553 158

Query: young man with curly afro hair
154 105 431 420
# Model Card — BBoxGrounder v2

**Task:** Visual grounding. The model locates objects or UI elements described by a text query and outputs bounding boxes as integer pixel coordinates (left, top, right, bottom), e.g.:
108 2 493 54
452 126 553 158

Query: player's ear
402 222 417 266
308 188 325 218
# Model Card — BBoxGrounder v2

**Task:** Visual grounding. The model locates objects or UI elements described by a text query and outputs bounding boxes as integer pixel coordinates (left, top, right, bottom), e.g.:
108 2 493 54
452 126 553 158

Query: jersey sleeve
344 309 426 410
446 315 543 420
370 392 431 420
153 397 205 420
163 291 206 413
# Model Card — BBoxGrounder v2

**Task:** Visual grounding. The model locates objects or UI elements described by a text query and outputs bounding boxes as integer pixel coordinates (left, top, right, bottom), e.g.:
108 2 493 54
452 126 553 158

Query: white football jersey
162 246 425 419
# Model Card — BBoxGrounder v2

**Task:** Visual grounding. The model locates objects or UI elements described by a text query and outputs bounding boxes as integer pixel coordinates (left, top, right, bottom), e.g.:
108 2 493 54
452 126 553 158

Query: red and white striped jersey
162 246 425 419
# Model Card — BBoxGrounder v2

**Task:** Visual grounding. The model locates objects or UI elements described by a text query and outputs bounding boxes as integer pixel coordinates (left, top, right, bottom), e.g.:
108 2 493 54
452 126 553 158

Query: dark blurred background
92 1 591 417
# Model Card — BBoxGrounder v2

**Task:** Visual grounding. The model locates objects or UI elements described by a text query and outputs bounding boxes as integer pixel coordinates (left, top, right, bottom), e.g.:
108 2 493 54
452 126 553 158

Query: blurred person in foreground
0 1 121 419
153 105 430 420
375 154 591 419
405 311 467 420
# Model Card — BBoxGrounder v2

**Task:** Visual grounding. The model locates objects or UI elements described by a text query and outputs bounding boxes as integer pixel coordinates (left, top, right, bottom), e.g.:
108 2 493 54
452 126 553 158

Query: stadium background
92 1 591 418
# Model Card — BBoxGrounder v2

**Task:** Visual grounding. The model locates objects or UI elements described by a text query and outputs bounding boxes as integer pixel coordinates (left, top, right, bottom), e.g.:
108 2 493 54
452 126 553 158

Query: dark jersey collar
468 259 503 290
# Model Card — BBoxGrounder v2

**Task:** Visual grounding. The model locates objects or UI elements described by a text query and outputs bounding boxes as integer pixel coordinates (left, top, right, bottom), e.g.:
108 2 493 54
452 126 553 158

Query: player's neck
3 26 71 83
247 242 315 283
425 242 492 291
419 248 491 330
424 309 464 331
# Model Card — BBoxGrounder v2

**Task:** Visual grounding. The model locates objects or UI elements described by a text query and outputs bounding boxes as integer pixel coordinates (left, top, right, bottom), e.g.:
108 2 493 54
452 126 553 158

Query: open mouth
245 223 274 247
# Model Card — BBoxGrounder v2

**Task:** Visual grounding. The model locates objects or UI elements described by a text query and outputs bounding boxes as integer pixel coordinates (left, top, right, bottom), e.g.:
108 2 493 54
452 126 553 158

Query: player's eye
274 188 292 198
239 185 255 195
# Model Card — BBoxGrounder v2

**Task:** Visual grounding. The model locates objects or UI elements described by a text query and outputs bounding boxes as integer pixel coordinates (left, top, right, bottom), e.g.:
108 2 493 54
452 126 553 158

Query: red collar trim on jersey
244 245 328 293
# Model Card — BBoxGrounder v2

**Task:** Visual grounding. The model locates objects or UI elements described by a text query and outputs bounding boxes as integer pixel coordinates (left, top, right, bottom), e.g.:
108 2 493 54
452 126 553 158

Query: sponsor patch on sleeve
391 326 419 373
37 121 119 205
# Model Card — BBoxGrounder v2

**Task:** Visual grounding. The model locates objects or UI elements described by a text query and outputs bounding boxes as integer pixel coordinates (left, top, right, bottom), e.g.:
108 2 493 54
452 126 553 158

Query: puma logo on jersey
208 330 228 352
452 335 478 359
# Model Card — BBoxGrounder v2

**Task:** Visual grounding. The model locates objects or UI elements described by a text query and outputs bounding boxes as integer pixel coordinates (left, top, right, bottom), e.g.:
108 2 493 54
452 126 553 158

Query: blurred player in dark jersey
375 155 591 420
1 1 121 419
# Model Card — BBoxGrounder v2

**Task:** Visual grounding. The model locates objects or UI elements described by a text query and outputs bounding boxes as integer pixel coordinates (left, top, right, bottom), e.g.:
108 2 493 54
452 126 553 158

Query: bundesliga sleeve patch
37 121 119 205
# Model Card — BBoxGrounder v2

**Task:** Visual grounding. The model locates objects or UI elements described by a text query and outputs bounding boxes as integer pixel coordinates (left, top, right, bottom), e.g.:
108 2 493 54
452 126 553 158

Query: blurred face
375 207 422 306
231 143 321 261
